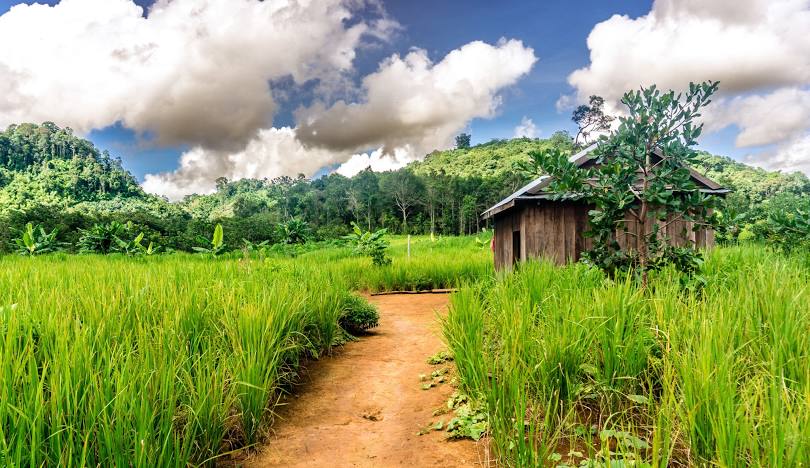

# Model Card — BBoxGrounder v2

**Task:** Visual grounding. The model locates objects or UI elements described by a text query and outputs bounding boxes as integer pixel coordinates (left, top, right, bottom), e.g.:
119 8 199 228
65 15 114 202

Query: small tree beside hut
532 81 722 285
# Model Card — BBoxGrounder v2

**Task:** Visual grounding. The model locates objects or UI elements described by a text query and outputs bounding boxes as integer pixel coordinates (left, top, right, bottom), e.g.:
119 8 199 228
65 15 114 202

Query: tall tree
572 95 614 148
455 133 471 150
380 169 423 233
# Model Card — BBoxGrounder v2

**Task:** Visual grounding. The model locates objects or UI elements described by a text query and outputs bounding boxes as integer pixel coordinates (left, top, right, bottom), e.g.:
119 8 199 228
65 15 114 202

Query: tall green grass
0 236 492 466
444 246 810 466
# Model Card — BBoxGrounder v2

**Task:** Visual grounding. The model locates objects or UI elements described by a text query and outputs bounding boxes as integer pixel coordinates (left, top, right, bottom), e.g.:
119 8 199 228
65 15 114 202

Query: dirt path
243 294 490 468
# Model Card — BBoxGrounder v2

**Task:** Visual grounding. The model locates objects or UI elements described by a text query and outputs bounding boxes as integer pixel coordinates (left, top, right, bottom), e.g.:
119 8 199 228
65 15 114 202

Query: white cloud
0 0 386 150
142 127 347 199
295 39 537 155
336 147 415 177
143 37 538 198
0 1 539 197
566 0 810 173
745 133 810 174
513 116 538 138
707 88 810 147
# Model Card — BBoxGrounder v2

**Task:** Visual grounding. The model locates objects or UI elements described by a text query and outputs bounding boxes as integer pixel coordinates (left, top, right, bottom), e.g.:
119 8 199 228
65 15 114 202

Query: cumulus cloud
567 0 810 103
565 0 810 173
335 147 415 177
142 127 347 199
707 88 810 148
0 0 386 150
144 38 537 198
513 116 538 138
745 134 810 175
0 1 538 197
295 39 537 155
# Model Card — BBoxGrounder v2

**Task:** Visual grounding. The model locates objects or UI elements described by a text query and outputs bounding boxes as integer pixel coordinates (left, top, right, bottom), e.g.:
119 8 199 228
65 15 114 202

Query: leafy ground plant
343 222 391 266
13 222 59 256
77 221 126 254
193 223 225 257
338 292 380 335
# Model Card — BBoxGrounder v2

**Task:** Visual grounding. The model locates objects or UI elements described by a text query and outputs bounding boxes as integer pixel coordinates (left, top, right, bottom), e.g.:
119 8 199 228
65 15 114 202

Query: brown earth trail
242 294 490 468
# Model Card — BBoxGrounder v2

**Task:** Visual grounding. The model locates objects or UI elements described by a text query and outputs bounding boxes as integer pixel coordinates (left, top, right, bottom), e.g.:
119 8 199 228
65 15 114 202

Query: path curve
243 294 489 467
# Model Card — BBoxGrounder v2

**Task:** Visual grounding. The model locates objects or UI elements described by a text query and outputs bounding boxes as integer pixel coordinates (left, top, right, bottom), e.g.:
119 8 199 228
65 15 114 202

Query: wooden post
407 235 411 258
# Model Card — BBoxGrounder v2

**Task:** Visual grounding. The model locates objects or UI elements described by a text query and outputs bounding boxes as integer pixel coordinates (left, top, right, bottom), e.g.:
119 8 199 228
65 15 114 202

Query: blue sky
0 0 807 196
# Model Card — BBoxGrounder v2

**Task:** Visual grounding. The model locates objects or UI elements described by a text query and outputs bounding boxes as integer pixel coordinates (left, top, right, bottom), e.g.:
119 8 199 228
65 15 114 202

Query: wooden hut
482 145 729 270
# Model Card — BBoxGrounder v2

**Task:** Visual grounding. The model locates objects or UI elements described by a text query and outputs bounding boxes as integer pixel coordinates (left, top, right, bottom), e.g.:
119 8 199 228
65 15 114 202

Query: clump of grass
445 245 810 467
339 293 379 335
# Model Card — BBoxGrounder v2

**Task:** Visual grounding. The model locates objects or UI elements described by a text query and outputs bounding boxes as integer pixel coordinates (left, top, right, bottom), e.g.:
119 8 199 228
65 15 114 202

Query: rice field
0 236 492 466
444 246 810 467
3 236 807 467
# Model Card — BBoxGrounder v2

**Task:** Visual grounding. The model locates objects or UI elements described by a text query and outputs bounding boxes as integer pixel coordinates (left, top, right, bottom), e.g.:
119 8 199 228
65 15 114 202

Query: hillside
411 132 573 180
0 122 156 214
2 122 809 251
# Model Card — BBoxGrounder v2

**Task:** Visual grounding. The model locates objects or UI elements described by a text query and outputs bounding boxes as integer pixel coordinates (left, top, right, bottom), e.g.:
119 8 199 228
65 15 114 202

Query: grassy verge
444 246 810 466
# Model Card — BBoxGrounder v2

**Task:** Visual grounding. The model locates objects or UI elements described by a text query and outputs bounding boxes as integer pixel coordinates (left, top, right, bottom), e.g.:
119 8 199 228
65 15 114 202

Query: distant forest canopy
1 122 809 252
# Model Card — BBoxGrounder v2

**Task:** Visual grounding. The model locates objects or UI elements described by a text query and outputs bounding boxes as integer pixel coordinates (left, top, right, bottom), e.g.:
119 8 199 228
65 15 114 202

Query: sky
0 0 808 199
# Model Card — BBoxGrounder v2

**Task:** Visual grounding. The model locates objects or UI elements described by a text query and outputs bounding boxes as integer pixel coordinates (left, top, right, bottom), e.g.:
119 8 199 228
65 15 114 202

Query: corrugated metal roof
481 144 728 219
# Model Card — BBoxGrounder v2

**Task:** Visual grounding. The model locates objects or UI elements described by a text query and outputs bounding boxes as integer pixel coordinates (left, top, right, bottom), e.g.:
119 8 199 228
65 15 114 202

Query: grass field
0 236 492 466
444 246 810 466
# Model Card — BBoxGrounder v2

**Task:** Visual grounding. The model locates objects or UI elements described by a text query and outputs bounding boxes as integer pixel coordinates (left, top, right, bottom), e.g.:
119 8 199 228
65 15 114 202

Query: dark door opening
512 230 521 265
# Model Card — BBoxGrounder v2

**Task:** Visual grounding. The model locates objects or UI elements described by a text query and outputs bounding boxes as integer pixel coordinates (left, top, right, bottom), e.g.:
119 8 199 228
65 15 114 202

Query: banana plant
342 222 391 266
193 224 226 257
114 232 158 256
14 223 59 256
242 239 270 259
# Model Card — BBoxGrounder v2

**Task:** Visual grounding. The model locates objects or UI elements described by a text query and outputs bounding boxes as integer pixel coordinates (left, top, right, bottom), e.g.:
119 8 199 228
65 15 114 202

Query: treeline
1 122 809 253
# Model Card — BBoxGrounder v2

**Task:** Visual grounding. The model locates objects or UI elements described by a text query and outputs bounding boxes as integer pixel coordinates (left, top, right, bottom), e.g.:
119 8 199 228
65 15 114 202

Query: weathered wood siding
494 202 716 270
493 209 521 270
520 201 590 265
615 210 715 252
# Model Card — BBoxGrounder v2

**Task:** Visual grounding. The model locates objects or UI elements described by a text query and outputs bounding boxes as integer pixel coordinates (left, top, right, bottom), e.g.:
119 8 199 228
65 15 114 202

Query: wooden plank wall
493 210 521 270
520 201 589 265
494 202 716 270
616 210 715 252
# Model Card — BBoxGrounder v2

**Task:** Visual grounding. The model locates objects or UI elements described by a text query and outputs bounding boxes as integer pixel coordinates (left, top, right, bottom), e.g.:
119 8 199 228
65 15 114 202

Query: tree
535 81 721 286
572 95 614 148
380 169 423 233
455 133 471 150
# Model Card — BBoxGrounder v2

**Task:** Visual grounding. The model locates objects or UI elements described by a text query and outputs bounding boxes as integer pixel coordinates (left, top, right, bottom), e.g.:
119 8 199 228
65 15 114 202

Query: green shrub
77 221 126 254
338 293 379 335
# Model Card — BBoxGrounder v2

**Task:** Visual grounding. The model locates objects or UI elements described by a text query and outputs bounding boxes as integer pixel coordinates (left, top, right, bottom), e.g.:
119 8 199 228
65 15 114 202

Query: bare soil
242 294 491 468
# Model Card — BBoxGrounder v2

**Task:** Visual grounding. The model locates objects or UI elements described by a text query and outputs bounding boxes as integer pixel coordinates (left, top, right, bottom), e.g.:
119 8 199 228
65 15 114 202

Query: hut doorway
512 230 521 265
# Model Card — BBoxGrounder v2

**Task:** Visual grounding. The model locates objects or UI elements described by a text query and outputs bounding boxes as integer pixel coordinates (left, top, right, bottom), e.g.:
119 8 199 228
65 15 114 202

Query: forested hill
0 123 154 213
411 132 573 180
1 122 809 252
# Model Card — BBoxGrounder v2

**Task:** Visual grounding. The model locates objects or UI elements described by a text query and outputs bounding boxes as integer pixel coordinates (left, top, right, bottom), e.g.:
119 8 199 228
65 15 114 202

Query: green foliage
77 221 126 254
114 231 157 256
1 120 807 255
427 350 454 365
193 223 225 257
766 207 810 253
338 293 380 335
534 82 721 282
343 222 391 266
276 218 310 244
13 222 59 256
